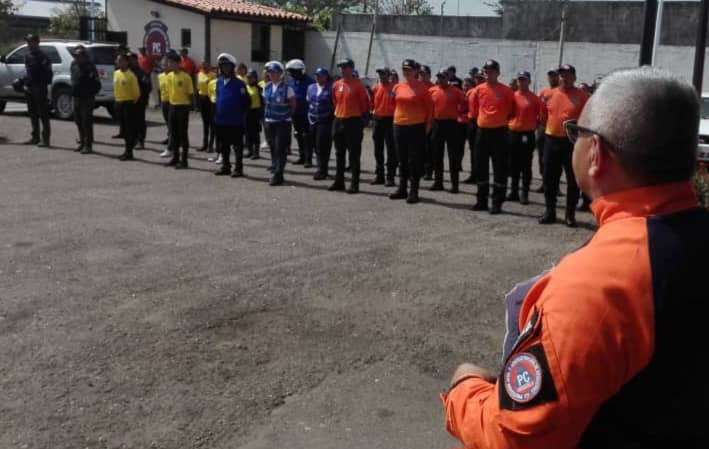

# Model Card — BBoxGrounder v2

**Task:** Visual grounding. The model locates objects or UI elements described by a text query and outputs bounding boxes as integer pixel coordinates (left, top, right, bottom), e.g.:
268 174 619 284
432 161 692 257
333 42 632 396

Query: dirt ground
0 106 593 449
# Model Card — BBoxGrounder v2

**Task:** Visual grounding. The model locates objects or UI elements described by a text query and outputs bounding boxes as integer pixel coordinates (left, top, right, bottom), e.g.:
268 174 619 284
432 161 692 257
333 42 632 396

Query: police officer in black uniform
127 52 151 149
22 34 52 147
447 65 463 90
70 45 100 154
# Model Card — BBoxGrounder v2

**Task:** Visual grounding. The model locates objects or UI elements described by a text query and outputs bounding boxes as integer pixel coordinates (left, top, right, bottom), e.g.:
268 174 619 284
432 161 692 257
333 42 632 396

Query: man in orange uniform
429 69 466 193
442 66 708 449
539 64 589 226
419 65 435 181
371 67 397 186
463 69 485 184
534 68 560 191
507 71 541 205
469 60 516 214
330 58 370 194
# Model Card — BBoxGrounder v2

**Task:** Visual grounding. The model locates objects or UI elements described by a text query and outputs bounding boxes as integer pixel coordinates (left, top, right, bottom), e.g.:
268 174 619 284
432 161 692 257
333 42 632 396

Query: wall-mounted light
150 10 160 18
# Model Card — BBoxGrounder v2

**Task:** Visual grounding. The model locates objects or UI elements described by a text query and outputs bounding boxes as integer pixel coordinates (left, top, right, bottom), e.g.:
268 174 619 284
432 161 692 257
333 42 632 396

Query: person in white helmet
286 59 316 167
263 61 296 186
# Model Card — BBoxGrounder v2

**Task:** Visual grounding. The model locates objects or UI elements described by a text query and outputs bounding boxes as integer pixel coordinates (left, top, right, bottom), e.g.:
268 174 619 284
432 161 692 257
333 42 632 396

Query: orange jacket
542 86 589 137
466 87 477 120
538 86 556 104
392 79 433 126
509 90 541 132
430 84 465 121
470 82 516 129
371 82 395 117
442 182 703 449
332 78 370 119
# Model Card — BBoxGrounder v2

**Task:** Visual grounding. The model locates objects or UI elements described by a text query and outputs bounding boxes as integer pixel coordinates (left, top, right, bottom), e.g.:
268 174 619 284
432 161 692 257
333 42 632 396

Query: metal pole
364 4 378 78
693 0 709 92
651 0 664 65
557 5 566 66
639 0 658 65
330 22 342 73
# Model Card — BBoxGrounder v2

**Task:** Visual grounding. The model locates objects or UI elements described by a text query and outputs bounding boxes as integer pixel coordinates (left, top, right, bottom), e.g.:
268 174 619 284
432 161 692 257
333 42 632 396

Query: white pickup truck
699 93 709 164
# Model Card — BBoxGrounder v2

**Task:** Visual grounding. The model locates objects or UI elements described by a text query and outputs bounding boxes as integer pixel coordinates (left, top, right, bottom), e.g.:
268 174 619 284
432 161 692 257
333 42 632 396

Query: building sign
143 20 170 61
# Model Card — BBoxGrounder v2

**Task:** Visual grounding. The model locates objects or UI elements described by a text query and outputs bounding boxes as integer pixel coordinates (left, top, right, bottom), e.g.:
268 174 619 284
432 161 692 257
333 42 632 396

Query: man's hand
450 362 497 389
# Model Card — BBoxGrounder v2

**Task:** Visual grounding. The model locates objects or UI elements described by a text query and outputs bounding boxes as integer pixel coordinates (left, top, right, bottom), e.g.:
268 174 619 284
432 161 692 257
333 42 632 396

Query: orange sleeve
359 83 370 116
470 88 479 119
442 223 655 449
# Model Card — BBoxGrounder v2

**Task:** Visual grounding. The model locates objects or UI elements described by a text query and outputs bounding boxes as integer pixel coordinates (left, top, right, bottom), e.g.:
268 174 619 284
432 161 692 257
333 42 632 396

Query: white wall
306 30 709 92
270 26 283 62
211 19 251 68
107 0 207 62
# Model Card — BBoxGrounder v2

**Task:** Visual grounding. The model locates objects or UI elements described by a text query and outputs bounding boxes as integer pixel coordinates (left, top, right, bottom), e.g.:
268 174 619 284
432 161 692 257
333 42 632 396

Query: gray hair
586 66 699 184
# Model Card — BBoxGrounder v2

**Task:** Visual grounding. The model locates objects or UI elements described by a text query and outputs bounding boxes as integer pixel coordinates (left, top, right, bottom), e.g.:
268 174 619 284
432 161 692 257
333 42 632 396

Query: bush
694 164 709 208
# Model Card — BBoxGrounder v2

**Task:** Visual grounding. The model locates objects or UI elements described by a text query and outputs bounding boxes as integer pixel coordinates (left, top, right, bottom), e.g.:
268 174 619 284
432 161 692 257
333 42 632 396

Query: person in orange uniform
462 69 484 184
389 59 433 204
419 65 435 181
539 64 589 226
329 58 370 194
371 66 397 186
507 71 541 205
429 68 466 193
196 60 216 152
534 68 560 191
469 59 516 214
442 66 708 449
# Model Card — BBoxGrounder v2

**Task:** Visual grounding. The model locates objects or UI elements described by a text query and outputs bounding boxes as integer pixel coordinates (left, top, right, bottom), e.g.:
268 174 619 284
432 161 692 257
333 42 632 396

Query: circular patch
504 352 543 403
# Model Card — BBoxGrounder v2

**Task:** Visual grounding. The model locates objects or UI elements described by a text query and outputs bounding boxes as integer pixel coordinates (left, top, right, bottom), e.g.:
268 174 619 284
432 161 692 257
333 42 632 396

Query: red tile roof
155 0 310 22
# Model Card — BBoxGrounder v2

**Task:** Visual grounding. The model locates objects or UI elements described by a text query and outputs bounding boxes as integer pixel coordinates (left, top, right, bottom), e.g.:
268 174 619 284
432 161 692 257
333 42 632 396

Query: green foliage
378 0 434 15
0 0 16 53
694 165 709 208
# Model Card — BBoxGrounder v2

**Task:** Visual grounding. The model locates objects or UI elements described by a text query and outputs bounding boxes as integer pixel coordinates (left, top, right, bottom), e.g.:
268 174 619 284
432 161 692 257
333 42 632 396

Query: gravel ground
0 106 594 449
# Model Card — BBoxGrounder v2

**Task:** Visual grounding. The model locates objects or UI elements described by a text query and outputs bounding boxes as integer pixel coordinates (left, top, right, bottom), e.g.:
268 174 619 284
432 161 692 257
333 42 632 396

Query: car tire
52 87 73 120
0 100 6 114
104 103 116 120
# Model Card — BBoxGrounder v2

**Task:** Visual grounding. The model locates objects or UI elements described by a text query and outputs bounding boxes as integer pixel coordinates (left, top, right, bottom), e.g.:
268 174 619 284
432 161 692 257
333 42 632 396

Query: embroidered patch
504 352 542 403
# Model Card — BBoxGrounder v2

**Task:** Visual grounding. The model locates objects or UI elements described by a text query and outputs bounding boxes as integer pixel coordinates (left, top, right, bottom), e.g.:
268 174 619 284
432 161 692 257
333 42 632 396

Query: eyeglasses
563 119 616 151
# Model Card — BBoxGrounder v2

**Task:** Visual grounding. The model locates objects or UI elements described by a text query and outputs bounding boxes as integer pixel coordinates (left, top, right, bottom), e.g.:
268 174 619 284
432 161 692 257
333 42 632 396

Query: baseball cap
547 68 559 75
420 65 432 74
246 69 258 79
336 58 354 68
483 60 500 71
436 68 449 78
25 34 39 43
469 67 479 76
447 65 457 73
375 66 390 73
401 59 417 70
72 45 87 56
557 64 576 75
314 67 329 77
516 71 531 80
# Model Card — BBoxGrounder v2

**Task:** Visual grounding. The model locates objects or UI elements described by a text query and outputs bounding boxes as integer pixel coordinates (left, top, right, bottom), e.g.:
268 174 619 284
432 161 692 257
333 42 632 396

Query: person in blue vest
212 53 251 178
286 59 316 167
306 67 334 181
263 61 296 186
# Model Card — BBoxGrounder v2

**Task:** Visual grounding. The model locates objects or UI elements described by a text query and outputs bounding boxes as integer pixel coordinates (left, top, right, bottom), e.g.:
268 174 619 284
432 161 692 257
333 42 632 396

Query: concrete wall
305 30 709 92
211 19 251 68
334 2 709 46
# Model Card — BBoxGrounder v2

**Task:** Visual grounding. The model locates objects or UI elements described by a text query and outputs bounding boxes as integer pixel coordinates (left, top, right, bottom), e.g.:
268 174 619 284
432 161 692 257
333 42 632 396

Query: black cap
547 68 558 75
166 52 181 62
336 58 355 68
72 45 87 56
436 68 449 78
375 66 390 73
389 69 398 76
401 59 417 70
420 65 431 74
557 64 576 75
447 65 457 73
25 33 39 43
469 67 479 76
516 71 531 80
483 59 500 71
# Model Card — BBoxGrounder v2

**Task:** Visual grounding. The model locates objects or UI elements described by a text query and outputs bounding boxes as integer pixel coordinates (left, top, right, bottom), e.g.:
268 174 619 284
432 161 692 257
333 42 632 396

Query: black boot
119 150 134 161
347 171 360 194
328 176 346 191
406 179 420 204
539 209 557 224
520 190 530 205
565 211 578 228
389 179 408 200
506 190 520 202
251 144 260 160
449 171 459 194
371 173 385 185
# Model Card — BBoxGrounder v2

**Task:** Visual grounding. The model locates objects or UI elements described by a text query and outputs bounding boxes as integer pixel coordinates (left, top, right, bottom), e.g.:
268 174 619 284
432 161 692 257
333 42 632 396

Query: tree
378 0 434 15
0 0 17 54
255 1 364 30
48 1 103 39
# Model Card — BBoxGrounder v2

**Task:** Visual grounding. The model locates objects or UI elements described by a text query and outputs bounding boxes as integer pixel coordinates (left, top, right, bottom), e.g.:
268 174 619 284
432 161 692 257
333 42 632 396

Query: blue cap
314 67 329 77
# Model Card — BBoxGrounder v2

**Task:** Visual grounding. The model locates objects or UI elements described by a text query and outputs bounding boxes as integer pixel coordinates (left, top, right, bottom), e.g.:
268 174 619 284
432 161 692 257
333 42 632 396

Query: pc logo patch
504 352 542 403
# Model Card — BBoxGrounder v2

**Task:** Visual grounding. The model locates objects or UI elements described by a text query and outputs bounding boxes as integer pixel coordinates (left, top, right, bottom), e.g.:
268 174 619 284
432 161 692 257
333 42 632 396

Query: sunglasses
564 120 617 150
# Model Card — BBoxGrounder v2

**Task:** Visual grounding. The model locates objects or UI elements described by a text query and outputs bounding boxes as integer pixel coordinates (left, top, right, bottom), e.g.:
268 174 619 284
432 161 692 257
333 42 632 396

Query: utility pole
693 0 709 92
639 0 658 65
557 5 566 66
651 0 664 64
364 0 379 78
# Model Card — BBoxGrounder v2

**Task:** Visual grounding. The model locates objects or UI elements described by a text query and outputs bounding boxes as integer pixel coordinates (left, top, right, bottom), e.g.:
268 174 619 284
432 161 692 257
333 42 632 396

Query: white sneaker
215 155 222 165
260 141 269 150
159 150 171 158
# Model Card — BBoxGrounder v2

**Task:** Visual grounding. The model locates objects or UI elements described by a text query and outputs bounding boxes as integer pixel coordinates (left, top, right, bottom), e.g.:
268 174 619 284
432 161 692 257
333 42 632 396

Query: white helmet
285 58 306 72
217 52 237 66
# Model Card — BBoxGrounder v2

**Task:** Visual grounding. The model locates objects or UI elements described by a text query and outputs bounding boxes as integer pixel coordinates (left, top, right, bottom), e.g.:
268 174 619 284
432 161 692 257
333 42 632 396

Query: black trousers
293 114 311 162
73 97 94 148
332 117 364 184
168 105 190 164
312 120 333 176
264 121 291 177
372 116 397 180
535 128 546 176
543 135 580 216
394 123 426 185
465 120 478 176
216 125 245 172
431 119 463 184
474 126 509 205
199 95 215 150
115 100 138 154
508 130 536 193
245 108 262 153
136 95 148 144
161 102 170 143
26 86 50 142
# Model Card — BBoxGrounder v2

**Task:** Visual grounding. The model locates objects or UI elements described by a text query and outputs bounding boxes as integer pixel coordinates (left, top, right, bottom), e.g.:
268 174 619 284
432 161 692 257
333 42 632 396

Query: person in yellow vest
157 57 172 156
244 69 263 159
166 51 194 169
236 62 248 83
113 53 141 161
196 60 216 152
